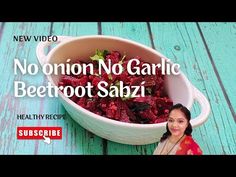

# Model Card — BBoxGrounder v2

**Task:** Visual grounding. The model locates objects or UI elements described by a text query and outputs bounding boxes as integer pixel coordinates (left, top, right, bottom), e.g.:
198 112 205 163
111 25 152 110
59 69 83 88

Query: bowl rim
46 35 194 129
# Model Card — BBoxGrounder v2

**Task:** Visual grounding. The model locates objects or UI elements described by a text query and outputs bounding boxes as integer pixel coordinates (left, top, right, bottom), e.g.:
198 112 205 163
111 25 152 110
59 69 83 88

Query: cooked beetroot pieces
58 50 173 124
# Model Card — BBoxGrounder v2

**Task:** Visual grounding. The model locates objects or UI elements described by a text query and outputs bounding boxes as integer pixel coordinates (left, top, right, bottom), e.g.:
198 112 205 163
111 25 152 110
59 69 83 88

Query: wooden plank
101 22 157 155
198 22 236 120
150 22 236 154
0 22 51 154
48 22 104 154
0 22 104 154
0 22 4 42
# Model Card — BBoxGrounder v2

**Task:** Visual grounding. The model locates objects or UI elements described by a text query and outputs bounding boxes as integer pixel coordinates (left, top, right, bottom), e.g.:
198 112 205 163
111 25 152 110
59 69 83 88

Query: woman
153 103 202 155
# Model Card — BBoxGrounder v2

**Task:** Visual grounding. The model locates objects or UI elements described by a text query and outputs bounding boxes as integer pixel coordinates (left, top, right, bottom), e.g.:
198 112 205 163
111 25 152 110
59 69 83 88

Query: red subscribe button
17 127 62 139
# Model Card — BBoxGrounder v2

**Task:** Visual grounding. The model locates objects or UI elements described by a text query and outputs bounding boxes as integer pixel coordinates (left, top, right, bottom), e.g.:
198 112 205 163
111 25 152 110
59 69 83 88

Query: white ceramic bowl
36 35 210 145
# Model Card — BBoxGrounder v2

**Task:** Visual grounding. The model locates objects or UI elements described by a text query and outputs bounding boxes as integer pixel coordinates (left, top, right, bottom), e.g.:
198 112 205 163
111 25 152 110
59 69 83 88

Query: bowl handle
36 36 73 66
190 86 211 127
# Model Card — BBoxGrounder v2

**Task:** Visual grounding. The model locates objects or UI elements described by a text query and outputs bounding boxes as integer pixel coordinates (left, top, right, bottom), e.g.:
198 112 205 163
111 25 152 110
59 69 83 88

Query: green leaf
118 54 126 64
146 87 152 94
90 49 109 62
90 54 103 61
131 103 150 111
121 94 133 101
108 74 113 80
103 50 109 57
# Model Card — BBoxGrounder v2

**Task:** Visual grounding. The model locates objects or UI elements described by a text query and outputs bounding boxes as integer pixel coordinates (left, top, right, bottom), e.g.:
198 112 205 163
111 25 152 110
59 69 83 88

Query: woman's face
167 109 188 138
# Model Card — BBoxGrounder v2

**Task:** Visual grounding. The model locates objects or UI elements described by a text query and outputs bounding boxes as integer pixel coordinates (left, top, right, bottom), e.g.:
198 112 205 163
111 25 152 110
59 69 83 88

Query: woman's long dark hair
160 103 192 142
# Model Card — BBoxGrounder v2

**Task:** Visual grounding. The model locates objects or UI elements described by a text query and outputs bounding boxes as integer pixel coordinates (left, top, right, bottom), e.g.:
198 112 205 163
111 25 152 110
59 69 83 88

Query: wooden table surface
0 22 235 155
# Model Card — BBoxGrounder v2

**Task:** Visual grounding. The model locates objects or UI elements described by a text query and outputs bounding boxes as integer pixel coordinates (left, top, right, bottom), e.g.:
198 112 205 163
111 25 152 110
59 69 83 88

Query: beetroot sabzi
58 49 173 124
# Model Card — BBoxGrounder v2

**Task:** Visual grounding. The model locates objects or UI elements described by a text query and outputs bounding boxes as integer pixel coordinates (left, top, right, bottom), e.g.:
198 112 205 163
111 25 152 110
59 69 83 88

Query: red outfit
176 135 202 155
